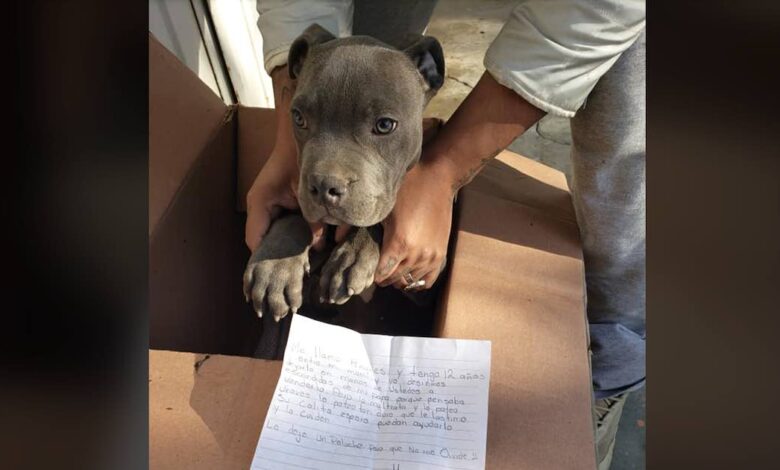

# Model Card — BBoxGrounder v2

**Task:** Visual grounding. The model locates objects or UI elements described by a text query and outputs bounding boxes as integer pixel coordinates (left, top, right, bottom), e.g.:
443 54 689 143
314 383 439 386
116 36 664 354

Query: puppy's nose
309 175 349 206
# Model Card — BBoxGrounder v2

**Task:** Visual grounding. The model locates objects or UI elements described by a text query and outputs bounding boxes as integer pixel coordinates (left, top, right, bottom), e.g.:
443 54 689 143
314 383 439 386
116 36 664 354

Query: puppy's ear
288 23 336 79
401 35 445 91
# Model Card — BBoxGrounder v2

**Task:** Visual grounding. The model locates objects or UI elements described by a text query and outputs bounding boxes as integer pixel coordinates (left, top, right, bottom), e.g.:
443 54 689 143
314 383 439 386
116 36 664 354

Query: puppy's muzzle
308 174 350 208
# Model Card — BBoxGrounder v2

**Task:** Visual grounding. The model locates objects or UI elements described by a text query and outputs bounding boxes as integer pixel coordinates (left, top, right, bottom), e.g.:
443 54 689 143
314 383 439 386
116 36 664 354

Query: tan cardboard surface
150 350 281 470
437 151 594 469
149 33 231 237
236 106 276 212
149 35 260 356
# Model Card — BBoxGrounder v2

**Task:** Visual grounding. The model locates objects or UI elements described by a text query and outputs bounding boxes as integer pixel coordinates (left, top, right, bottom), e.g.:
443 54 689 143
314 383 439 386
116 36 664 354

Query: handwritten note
251 314 492 470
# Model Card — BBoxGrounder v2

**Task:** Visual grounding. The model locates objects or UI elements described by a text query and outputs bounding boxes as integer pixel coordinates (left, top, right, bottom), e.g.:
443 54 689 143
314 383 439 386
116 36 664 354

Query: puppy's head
288 24 445 226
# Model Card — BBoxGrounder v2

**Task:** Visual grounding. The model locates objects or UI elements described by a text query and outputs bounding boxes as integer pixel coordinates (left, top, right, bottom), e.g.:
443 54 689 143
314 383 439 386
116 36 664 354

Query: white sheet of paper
250 314 492 470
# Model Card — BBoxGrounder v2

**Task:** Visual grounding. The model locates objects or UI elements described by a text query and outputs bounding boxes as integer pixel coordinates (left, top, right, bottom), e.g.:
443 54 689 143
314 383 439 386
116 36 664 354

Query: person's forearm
270 66 297 155
423 72 546 194
245 65 300 248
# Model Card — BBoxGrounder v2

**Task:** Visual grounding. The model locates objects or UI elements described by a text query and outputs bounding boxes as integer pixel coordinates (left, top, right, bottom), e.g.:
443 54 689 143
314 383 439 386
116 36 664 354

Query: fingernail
347 288 354 296
292 308 298 315
329 298 335 304
256 309 263 318
319 296 325 303
244 293 249 303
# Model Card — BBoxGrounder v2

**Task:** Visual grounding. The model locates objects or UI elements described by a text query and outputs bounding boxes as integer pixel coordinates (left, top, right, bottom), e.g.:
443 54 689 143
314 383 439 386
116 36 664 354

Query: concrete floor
424 1 645 468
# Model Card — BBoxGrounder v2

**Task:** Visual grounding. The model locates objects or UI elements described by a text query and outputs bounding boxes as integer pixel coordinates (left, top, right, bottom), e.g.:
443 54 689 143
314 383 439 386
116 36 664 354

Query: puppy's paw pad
319 231 379 304
244 254 306 319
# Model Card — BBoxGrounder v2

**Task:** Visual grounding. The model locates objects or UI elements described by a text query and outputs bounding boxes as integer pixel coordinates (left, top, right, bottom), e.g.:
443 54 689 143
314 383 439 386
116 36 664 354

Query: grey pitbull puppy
243 24 445 354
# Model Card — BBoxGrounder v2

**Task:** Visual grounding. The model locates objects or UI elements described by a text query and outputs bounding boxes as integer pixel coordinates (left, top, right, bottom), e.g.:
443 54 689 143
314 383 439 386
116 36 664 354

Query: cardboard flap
149 351 282 469
149 33 259 356
465 152 577 224
149 33 232 236
438 151 594 469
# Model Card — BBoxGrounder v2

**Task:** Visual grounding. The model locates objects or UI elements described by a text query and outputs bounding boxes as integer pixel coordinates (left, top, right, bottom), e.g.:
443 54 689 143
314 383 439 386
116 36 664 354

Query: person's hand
245 66 327 253
371 71 546 291
245 147 328 253
374 161 455 290
245 147 301 251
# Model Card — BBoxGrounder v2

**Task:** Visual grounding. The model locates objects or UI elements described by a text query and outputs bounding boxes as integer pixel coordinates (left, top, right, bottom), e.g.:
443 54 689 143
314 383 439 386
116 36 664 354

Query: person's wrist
247 173 270 205
418 150 460 198
269 140 298 166
271 109 297 152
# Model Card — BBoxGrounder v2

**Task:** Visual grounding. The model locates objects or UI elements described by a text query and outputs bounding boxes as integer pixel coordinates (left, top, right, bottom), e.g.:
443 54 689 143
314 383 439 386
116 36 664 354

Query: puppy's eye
291 108 307 129
373 117 397 135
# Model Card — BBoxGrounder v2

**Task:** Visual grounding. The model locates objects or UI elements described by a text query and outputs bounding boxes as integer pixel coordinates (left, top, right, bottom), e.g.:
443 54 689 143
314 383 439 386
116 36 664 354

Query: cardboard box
149 33 595 469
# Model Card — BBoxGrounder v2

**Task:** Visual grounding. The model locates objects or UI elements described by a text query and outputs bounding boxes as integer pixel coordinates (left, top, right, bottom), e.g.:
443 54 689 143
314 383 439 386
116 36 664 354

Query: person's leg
569 29 646 467
352 0 439 46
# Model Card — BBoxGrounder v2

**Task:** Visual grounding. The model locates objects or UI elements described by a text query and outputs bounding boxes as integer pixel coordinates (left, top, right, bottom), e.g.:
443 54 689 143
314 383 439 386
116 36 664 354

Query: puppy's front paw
320 227 380 305
243 251 309 322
